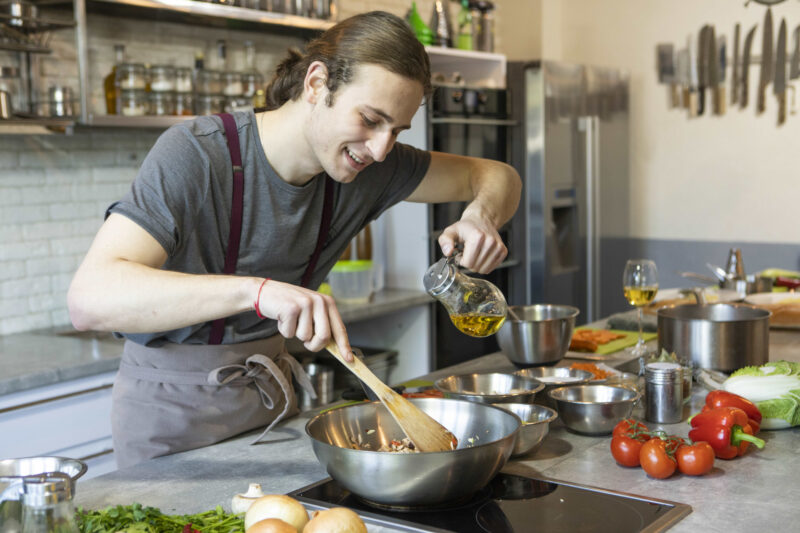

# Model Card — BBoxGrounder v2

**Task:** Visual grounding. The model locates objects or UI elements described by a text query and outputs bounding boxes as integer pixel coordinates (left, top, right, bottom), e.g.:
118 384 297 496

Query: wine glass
622 259 658 356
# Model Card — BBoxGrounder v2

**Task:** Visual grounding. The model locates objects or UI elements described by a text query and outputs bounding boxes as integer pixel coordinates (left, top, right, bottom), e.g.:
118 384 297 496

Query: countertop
71 334 800 532
0 289 432 397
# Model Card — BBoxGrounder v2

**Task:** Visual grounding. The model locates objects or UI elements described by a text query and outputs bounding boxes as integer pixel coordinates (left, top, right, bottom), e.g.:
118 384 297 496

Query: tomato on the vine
676 442 715 476
639 438 677 479
612 418 650 441
610 435 644 467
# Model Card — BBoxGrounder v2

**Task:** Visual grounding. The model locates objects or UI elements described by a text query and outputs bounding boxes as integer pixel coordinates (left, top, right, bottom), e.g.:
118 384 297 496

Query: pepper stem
732 425 766 449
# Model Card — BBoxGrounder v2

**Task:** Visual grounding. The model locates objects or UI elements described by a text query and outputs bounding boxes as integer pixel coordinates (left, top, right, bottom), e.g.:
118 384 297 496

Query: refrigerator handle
583 115 600 323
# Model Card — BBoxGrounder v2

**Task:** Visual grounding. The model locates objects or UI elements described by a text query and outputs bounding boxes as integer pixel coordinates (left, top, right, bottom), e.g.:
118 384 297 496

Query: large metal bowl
497 304 580 367
305 398 520 506
494 403 557 457
548 385 640 435
434 372 544 404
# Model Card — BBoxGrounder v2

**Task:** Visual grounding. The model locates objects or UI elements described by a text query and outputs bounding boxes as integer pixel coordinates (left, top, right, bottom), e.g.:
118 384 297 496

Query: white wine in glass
622 259 658 356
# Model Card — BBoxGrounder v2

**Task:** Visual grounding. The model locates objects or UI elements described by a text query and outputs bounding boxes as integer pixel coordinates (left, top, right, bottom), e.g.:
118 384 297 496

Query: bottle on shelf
242 40 265 107
103 43 125 115
455 0 472 51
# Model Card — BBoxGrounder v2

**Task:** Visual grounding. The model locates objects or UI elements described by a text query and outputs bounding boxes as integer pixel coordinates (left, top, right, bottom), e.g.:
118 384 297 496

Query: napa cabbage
722 361 800 430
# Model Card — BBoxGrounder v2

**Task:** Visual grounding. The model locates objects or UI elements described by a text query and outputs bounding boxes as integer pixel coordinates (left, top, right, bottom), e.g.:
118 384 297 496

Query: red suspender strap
209 113 335 344
209 113 245 345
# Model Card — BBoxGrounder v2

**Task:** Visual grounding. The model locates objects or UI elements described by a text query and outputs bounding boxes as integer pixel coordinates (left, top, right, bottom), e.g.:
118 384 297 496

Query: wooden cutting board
566 328 658 359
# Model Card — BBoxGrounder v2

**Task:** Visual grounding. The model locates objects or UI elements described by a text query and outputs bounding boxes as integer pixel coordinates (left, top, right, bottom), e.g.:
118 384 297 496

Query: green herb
75 503 244 533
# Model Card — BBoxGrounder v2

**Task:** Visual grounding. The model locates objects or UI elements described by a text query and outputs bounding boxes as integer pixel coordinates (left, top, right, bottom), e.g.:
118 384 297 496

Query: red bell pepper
689 406 765 459
701 390 762 433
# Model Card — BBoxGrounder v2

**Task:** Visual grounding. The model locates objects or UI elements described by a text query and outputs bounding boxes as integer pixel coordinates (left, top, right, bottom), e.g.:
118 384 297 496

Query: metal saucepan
305 397 519 507
657 303 770 373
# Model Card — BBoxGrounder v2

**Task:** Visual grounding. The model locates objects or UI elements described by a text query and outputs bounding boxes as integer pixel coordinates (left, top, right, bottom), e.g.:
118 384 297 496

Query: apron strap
209 113 336 344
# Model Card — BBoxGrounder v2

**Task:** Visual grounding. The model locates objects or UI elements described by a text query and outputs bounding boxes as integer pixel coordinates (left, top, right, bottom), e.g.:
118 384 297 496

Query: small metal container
48 86 77 117
494 402 557 457
298 362 334 410
644 362 683 424
496 304 580 367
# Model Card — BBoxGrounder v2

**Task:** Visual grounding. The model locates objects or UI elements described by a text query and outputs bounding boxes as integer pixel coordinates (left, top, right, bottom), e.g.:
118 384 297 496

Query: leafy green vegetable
723 360 800 429
76 503 244 533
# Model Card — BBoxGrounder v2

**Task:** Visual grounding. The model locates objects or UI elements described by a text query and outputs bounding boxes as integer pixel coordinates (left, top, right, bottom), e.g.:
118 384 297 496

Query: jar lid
423 258 456 295
332 260 373 273
22 473 72 506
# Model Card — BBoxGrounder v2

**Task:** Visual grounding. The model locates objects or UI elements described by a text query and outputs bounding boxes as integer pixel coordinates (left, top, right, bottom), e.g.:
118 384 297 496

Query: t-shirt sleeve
107 125 211 256
362 141 431 221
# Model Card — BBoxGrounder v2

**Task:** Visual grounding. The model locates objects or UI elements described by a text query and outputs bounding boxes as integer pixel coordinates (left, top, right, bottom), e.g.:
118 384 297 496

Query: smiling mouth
346 147 366 166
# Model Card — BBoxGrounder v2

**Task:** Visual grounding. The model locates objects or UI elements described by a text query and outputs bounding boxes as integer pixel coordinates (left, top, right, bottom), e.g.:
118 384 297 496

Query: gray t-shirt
108 110 430 346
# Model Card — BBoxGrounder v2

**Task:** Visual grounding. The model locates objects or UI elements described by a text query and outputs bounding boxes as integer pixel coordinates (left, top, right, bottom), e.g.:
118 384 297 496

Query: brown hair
264 11 432 110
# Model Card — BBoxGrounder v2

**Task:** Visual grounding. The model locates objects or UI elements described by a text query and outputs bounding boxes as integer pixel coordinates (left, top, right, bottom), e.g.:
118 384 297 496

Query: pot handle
689 287 707 305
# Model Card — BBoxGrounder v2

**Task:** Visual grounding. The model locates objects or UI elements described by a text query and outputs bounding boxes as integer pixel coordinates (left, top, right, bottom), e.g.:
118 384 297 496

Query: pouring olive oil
423 248 508 338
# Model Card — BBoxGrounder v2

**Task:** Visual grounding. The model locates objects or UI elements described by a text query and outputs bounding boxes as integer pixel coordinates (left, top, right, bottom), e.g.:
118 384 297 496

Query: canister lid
645 361 682 382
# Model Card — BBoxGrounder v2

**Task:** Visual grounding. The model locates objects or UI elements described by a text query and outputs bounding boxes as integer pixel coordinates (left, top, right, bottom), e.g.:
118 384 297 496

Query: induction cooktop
288 473 691 533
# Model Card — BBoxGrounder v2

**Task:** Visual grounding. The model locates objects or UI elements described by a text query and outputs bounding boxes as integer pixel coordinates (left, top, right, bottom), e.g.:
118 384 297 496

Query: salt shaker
644 362 683 424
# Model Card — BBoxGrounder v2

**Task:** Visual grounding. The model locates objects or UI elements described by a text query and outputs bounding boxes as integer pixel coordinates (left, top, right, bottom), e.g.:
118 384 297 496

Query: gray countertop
72 337 800 532
0 289 432 397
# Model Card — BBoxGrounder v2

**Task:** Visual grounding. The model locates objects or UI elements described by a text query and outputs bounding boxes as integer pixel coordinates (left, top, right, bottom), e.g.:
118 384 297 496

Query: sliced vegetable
722 360 800 430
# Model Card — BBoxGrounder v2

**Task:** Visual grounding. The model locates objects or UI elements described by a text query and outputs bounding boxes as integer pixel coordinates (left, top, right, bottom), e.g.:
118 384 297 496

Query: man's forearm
462 159 522 228
68 259 261 333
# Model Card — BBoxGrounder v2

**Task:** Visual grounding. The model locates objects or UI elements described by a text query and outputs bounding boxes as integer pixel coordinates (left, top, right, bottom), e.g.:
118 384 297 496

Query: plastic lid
332 260 373 273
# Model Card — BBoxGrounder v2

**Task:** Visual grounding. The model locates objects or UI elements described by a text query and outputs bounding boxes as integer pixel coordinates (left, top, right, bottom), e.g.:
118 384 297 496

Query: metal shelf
85 114 196 127
0 117 77 134
86 0 334 31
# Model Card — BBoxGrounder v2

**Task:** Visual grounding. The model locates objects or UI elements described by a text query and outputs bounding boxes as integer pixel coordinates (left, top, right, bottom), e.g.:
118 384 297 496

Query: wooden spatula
325 341 457 452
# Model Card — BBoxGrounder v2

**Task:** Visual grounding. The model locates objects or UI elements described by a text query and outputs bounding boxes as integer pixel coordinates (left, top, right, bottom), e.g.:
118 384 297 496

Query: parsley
75 503 244 533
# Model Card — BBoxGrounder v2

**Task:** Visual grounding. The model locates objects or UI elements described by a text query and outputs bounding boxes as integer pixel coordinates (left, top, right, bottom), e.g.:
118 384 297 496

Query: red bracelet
254 278 270 319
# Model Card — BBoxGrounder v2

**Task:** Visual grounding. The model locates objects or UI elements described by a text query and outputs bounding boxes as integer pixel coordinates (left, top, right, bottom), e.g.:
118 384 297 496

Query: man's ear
304 61 329 104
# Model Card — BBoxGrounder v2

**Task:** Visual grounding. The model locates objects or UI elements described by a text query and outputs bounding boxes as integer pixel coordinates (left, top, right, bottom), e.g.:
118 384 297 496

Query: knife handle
778 92 787 125
757 85 767 114
681 87 690 109
669 84 681 108
688 90 699 117
697 88 705 115
717 86 727 115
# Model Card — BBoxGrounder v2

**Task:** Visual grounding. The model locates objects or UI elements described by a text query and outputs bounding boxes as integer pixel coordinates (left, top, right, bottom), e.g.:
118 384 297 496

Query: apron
111 113 335 468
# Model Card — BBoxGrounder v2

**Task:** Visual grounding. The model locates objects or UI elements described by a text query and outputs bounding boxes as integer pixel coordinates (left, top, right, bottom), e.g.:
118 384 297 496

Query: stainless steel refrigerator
507 61 630 324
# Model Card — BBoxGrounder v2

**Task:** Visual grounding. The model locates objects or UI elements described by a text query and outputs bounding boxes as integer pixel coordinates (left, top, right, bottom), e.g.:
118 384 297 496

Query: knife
757 7 773 114
676 48 690 109
775 18 787 125
732 24 740 105
791 25 800 80
697 25 709 115
717 34 727 115
741 25 757 109
657 43 680 107
707 26 721 115
687 34 700 117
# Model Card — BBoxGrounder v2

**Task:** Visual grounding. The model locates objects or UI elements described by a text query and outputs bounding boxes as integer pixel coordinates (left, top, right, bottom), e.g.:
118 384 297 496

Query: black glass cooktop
288 473 691 533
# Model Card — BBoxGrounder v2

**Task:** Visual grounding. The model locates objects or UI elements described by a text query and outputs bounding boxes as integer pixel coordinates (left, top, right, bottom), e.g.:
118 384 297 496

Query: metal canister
644 362 683 424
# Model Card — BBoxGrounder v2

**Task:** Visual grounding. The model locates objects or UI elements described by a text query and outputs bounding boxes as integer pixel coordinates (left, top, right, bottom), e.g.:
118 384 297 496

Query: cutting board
566 328 658 360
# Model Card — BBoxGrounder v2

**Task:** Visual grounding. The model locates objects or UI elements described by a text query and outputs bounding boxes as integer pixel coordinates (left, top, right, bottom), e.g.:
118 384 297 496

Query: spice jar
195 69 222 95
116 63 147 90
117 89 147 116
242 71 264 98
0 66 24 114
222 71 243 97
195 94 224 115
148 91 176 116
175 67 193 93
644 362 683 424
423 249 507 337
175 93 193 116
149 65 176 92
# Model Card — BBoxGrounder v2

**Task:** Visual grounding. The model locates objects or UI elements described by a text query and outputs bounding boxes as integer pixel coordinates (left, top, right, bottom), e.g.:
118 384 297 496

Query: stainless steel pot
657 303 770 373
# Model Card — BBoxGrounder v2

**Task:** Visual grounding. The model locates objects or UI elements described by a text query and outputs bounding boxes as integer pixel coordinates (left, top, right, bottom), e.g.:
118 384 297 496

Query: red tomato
639 438 677 479
663 434 687 455
676 442 715 476
610 435 644 467
612 418 650 441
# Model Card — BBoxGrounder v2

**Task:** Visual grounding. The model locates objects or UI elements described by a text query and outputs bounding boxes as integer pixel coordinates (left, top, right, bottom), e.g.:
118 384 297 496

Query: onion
247 518 298 533
302 507 367 533
244 494 309 532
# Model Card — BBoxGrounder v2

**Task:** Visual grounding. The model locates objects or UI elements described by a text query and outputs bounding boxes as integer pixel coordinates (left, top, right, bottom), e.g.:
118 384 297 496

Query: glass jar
175 67 193 93
117 89 148 116
0 66 24 114
195 69 222 95
423 250 508 337
175 93 194 116
195 94 224 115
116 63 147 90
21 474 79 533
222 71 243 97
148 91 176 116
149 65 176 92
242 71 264 98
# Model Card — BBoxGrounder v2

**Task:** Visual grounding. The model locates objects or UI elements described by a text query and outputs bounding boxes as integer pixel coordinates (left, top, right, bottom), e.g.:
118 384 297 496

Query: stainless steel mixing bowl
497 304 580 367
514 367 594 408
548 384 640 435
434 372 544 404
494 402 557 457
305 397 520 506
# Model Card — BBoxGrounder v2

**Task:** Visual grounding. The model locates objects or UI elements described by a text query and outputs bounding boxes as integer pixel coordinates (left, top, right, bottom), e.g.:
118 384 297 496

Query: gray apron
111 336 316 468
111 113 335 468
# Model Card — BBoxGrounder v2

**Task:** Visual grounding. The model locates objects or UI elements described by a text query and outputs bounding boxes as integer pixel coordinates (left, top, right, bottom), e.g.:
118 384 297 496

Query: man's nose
366 131 394 163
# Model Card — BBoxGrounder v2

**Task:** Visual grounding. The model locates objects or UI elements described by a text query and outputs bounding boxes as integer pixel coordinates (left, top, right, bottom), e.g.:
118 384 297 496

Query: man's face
305 64 425 183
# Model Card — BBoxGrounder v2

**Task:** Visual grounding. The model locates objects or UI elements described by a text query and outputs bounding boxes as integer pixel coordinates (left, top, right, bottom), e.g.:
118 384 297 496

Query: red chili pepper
702 390 762 433
689 406 765 459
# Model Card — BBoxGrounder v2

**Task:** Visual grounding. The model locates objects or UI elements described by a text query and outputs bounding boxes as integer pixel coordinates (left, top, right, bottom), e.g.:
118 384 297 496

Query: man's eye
361 114 377 127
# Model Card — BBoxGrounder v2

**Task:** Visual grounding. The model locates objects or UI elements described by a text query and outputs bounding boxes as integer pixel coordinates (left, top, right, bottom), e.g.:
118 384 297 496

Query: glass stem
637 306 644 345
